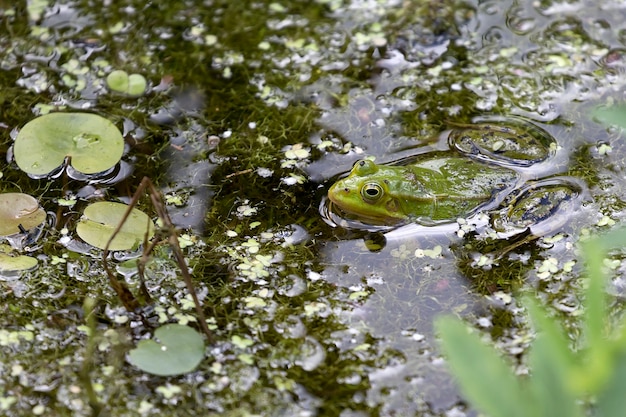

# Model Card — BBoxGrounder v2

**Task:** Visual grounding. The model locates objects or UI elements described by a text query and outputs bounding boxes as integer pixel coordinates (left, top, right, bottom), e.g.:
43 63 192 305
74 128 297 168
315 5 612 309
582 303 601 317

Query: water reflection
319 225 475 411
316 114 591 411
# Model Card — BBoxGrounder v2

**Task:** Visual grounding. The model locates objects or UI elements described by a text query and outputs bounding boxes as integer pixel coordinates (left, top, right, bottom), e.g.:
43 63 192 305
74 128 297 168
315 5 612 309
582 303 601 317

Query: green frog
328 157 518 225
327 117 581 233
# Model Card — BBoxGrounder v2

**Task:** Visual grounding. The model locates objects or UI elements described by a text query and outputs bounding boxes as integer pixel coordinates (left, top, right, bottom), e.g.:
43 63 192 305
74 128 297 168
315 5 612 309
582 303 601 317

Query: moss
1 0 626 415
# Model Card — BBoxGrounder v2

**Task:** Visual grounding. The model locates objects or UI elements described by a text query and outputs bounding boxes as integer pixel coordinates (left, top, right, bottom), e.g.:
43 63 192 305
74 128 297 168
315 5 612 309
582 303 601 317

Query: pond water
1 0 626 416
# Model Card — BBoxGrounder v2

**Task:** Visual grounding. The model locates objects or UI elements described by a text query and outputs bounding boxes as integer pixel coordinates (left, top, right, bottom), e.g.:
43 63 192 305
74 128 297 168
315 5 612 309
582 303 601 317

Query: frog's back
390 156 519 222
410 157 518 198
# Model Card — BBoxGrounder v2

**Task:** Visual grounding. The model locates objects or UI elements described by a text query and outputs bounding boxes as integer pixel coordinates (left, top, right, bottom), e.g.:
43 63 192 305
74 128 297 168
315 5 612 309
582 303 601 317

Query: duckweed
1 1 626 416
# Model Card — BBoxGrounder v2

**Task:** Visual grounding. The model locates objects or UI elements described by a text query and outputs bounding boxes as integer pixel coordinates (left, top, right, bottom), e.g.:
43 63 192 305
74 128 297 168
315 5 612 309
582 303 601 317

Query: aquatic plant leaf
106 70 147 96
576 227 626 393
128 324 205 376
524 298 577 382
14 112 124 176
436 317 531 417
0 253 38 273
438 226 626 417
527 335 585 417
0 193 46 236
596 351 626 417
76 202 155 251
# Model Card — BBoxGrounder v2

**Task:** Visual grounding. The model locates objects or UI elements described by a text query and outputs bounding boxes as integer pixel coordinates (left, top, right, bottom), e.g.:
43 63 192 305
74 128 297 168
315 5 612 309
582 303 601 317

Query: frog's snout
327 183 349 204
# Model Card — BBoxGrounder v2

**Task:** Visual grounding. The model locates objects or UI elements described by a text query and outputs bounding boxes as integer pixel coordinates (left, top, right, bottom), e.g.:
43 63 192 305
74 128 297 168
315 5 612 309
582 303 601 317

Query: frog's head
328 159 406 224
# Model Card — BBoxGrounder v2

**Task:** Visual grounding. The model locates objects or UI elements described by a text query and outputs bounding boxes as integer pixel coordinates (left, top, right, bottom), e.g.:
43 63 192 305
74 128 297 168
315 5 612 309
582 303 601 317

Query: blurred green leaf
435 317 530 417
527 336 584 417
524 298 578 386
596 351 626 417
438 226 626 417
577 228 626 392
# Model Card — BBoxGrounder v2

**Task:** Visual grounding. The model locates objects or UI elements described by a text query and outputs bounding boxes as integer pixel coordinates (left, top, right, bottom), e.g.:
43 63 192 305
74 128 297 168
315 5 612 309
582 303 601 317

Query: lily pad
14 112 124 176
128 324 205 376
0 253 38 273
76 202 155 251
106 70 147 97
0 193 46 236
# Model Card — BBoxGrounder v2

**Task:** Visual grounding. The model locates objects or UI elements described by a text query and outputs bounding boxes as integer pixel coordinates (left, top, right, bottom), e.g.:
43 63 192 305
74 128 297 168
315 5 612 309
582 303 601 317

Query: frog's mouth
327 185 405 225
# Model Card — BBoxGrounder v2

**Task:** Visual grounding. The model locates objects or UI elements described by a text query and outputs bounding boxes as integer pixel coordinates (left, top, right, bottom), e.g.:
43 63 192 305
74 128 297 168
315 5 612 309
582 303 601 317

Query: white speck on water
477 317 492 328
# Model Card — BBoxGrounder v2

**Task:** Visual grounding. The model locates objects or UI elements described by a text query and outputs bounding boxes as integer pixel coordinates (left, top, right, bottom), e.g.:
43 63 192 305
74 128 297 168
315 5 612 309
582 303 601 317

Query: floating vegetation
106 70 148 97
1 0 626 416
0 193 46 236
76 201 154 251
13 112 124 177
127 324 205 376
0 249 38 275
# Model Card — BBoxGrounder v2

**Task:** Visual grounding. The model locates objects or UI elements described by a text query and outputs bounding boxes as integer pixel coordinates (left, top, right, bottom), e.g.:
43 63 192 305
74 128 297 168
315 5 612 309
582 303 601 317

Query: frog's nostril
344 187 350 192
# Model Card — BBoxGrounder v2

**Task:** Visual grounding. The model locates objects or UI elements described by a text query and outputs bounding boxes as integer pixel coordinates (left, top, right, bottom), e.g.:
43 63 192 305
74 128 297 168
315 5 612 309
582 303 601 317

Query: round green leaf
14 113 124 176
76 202 155 251
0 193 46 236
106 70 147 97
0 253 38 273
128 324 205 376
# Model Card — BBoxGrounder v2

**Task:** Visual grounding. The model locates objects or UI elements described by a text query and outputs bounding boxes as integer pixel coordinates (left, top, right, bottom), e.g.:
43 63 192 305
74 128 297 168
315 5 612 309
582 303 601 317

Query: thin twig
144 179 214 343
102 180 149 311
101 177 213 342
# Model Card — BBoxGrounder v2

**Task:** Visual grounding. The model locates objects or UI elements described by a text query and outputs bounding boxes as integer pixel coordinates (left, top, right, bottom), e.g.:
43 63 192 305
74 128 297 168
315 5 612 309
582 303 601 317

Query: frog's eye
353 159 378 175
361 183 383 202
